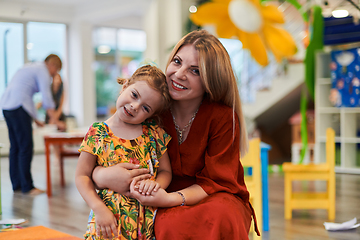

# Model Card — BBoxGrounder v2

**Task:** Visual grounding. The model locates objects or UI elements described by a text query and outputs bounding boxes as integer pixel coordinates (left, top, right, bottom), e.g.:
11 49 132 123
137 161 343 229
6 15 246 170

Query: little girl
75 65 172 240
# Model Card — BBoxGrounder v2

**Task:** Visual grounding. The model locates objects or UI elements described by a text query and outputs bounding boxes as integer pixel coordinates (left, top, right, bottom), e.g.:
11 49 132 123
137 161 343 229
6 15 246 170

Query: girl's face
115 80 163 125
166 44 206 102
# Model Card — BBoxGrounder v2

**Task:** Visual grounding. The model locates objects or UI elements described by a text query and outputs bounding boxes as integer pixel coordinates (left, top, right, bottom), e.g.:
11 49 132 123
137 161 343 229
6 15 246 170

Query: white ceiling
1 0 152 29
3 0 360 28
306 0 360 17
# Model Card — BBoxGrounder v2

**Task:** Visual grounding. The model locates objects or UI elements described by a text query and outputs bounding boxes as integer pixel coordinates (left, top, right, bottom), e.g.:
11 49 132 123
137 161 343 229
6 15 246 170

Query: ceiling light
189 5 197 13
332 9 349 18
27 43 33 50
97 45 111 54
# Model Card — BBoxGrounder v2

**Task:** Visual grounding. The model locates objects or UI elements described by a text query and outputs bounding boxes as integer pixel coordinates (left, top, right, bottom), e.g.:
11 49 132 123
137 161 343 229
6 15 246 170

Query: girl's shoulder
143 119 170 138
89 121 107 129
86 122 109 135
142 119 163 133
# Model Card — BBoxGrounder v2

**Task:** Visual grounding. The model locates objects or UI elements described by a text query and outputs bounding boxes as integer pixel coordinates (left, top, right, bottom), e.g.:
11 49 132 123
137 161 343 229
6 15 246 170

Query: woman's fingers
132 172 151 181
130 179 137 193
130 168 150 177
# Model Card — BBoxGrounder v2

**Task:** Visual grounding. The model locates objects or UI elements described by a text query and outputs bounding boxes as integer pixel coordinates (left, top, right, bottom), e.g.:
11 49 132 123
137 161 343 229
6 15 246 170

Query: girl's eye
143 106 150 113
132 91 138 98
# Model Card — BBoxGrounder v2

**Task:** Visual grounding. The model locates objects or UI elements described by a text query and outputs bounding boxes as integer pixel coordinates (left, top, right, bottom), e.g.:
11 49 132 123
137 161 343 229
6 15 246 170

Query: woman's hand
130 179 180 207
92 163 151 195
34 119 45 127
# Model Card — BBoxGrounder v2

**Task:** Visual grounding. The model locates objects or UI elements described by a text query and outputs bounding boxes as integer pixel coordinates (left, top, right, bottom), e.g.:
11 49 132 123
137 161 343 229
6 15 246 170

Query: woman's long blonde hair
166 30 248 156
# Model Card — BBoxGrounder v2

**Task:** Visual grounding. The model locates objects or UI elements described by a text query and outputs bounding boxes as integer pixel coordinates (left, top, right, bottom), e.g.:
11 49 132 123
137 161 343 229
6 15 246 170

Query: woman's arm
130 182 208 208
55 91 64 120
53 75 64 120
75 151 118 238
92 163 151 194
154 151 172 189
132 151 173 196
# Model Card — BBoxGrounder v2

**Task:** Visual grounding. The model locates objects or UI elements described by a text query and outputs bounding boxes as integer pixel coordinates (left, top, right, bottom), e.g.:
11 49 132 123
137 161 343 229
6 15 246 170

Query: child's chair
242 138 262 239
282 128 335 220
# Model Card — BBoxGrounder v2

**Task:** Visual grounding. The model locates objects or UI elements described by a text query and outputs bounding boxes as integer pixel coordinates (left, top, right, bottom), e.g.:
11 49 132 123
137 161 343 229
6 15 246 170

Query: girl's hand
95 208 118 239
135 179 160 196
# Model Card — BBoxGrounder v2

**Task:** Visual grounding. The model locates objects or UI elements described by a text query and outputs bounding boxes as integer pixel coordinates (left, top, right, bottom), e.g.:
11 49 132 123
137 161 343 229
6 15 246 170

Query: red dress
155 99 259 240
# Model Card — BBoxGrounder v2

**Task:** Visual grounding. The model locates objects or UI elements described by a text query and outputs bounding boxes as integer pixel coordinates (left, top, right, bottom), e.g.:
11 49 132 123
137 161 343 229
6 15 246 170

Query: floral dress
79 120 171 240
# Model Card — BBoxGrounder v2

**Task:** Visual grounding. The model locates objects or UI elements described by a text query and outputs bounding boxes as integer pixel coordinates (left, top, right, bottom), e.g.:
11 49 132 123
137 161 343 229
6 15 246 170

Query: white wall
0 0 192 155
143 0 194 71
0 1 119 155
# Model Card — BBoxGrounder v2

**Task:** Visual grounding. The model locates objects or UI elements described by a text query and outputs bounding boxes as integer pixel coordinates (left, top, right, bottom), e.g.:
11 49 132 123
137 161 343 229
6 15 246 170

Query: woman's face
166 44 205 102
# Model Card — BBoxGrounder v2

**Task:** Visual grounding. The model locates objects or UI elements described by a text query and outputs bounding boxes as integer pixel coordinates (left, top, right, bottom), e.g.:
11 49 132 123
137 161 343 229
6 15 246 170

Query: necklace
171 108 199 144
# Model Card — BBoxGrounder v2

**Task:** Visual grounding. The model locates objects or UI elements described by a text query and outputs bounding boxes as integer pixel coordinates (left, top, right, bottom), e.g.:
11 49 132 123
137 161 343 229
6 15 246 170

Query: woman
92 30 259 239
45 74 66 131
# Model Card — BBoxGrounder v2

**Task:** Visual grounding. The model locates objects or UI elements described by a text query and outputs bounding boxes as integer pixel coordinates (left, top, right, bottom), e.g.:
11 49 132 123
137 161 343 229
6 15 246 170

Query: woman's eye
173 58 180 64
132 91 138 98
191 68 200 75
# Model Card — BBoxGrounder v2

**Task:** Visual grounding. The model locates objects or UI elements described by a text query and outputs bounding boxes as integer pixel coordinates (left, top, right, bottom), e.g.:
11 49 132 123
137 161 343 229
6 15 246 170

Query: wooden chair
242 138 262 239
283 128 335 220
59 145 80 187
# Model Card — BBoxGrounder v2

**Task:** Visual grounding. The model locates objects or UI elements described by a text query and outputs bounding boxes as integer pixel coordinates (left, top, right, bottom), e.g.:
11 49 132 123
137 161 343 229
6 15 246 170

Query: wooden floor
1 154 360 239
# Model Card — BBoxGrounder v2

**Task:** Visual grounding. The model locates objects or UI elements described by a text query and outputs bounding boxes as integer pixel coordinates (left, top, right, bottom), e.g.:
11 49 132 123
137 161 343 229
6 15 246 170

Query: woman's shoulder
202 99 234 121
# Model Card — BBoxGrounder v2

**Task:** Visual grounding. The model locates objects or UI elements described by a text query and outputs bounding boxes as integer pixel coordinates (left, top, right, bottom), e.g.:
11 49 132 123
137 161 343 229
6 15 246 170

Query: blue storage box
324 16 360 45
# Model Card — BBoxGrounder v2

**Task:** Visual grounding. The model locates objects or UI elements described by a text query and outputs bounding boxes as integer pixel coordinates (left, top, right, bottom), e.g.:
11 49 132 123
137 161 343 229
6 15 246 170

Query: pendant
178 131 183 144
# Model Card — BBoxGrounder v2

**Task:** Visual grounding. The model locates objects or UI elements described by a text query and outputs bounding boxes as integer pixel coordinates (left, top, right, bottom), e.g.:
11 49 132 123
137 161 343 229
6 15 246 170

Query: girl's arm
75 151 118 239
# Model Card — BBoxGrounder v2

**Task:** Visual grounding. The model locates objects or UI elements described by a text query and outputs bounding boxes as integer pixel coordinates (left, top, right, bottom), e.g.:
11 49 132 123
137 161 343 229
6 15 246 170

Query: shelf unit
315 51 360 174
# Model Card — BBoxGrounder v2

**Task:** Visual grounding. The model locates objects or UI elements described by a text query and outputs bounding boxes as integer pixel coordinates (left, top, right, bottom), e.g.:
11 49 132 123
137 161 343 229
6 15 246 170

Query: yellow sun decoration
190 0 297 66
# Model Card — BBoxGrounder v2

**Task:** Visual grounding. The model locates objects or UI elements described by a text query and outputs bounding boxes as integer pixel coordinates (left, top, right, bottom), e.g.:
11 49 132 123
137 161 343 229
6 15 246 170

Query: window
27 22 67 120
93 27 146 119
27 22 66 62
0 22 24 97
0 21 67 120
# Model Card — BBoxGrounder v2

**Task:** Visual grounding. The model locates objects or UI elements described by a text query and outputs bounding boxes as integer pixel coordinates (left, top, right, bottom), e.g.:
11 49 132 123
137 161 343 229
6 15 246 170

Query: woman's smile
171 80 187 90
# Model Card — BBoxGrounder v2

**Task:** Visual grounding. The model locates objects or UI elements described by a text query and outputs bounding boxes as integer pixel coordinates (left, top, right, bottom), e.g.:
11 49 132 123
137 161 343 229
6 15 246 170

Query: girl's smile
124 106 134 117
115 81 163 125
